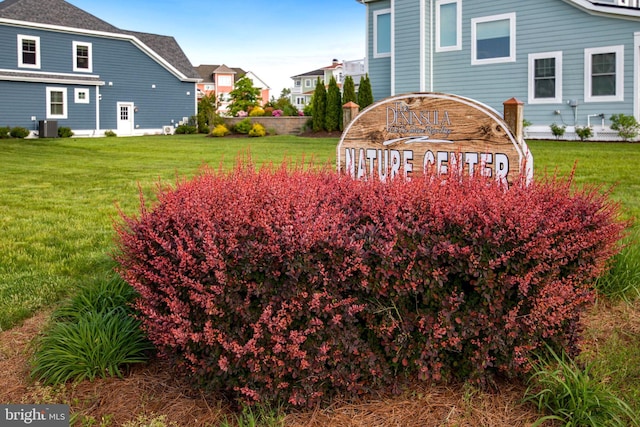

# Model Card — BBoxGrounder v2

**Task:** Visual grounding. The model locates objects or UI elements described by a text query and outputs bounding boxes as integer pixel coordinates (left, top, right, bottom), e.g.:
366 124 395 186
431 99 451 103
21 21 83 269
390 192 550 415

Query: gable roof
195 65 246 83
566 0 640 18
356 0 640 19
0 0 200 80
291 68 325 79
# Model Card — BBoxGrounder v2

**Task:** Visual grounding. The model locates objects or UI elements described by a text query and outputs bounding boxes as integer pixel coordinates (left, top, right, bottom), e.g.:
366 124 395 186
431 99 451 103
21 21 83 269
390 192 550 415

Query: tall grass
30 275 154 385
524 346 638 426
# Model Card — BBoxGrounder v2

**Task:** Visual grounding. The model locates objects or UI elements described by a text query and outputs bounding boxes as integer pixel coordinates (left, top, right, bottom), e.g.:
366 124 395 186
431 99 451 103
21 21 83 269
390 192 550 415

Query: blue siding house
0 0 201 137
358 0 640 140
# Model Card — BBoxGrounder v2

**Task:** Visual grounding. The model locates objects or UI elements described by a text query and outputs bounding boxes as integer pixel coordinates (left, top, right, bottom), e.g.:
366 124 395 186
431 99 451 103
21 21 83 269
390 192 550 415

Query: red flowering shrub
115 163 625 407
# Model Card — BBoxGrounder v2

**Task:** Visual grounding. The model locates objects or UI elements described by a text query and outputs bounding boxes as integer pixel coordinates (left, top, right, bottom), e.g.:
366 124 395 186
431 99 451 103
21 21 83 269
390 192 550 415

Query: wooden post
503 97 524 142
343 101 360 130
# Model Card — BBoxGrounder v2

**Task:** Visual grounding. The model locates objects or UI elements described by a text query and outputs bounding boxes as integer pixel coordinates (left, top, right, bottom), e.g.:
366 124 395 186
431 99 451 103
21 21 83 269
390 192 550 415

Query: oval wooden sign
337 92 533 186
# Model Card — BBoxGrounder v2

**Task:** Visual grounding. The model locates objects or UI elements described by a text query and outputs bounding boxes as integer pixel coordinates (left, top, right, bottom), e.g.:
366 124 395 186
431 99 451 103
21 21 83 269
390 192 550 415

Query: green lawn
0 135 638 331
0 134 337 330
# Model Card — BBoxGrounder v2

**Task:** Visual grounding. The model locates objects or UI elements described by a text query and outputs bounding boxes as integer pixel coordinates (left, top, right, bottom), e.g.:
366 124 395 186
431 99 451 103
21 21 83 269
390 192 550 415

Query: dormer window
18 35 40 69
73 41 93 72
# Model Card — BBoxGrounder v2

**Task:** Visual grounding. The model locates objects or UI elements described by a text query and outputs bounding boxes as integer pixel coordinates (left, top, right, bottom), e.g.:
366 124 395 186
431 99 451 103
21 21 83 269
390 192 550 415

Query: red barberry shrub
363 174 626 385
115 163 626 407
116 163 389 407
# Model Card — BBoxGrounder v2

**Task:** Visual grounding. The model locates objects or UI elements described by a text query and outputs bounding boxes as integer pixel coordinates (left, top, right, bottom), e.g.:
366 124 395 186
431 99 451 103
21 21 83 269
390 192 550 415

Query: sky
68 0 366 97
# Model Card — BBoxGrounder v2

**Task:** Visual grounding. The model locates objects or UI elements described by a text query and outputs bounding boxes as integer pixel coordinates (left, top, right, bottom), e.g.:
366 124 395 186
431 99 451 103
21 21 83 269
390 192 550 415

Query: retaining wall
224 116 309 135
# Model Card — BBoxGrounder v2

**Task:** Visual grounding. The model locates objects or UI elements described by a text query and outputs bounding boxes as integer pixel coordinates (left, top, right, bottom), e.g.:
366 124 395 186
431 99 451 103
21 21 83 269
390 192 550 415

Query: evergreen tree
357 74 374 109
227 76 261 117
197 93 217 133
342 75 357 105
325 76 342 132
312 78 326 132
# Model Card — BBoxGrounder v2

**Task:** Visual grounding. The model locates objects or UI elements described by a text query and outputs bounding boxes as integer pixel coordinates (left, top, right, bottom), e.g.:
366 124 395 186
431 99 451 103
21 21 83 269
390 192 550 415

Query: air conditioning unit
163 125 174 135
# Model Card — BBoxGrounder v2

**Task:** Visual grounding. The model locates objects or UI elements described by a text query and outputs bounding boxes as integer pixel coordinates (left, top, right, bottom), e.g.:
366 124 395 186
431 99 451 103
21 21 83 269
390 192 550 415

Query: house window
374 9 391 58
73 41 92 72
436 0 461 52
46 87 67 119
18 35 40 69
585 45 624 102
74 88 90 104
218 75 232 86
471 13 516 65
305 79 313 88
528 52 562 104
295 80 301 87
120 105 129 121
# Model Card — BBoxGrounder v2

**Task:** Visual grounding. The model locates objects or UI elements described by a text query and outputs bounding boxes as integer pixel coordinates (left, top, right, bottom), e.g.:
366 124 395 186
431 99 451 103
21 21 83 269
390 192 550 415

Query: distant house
357 0 640 140
290 58 365 111
196 65 270 115
0 0 201 137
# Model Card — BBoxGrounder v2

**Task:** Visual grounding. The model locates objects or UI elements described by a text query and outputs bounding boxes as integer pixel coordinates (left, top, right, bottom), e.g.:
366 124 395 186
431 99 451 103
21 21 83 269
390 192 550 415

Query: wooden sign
337 93 533 186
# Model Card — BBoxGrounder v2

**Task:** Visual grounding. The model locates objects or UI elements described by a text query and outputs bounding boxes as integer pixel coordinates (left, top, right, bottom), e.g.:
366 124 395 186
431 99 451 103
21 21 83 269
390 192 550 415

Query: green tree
325 76 342 132
357 74 374 109
197 93 217 133
342 75 357 105
312 78 326 132
227 76 261 117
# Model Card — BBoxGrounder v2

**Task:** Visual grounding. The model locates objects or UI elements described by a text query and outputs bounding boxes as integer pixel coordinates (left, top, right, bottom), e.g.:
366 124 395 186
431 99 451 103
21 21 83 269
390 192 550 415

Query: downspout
96 86 100 136
429 0 434 92
420 0 426 91
391 0 395 96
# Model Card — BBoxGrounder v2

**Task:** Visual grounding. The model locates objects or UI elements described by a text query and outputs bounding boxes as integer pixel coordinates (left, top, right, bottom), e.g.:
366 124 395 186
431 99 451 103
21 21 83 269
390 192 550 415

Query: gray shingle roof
0 0 200 80
195 65 246 84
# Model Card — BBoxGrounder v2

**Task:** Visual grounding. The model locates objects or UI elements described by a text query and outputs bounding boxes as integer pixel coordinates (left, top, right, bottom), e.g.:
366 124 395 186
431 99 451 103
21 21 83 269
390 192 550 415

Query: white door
117 102 134 136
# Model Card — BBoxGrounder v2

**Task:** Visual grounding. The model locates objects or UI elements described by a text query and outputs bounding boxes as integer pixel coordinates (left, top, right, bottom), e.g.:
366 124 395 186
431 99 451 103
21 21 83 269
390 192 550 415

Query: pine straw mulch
7 300 638 426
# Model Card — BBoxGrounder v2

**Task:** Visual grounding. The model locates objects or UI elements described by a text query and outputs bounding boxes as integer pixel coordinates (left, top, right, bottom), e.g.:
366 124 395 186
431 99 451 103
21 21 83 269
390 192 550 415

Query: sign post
337 93 533 187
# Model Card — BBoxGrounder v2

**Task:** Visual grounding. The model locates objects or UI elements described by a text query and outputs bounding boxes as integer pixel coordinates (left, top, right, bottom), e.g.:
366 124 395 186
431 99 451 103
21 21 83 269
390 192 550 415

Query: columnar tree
312 78 326 132
342 75 357 105
197 93 217 133
357 74 374 109
325 76 342 132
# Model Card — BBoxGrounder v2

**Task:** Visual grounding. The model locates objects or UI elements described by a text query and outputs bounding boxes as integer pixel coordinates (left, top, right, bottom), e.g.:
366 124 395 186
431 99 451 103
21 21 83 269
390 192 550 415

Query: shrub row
1 126 74 138
115 164 626 408
0 126 30 138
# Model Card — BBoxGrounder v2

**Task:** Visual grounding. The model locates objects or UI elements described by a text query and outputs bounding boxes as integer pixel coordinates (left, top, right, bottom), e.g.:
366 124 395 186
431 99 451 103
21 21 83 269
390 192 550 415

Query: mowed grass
0 136 639 332
0 134 337 330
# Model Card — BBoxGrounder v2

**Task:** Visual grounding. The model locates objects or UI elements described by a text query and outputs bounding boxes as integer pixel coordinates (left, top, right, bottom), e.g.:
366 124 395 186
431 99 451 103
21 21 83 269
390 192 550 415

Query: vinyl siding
363 0 640 128
367 0 392 100
0 23 196 132
394 0 422 94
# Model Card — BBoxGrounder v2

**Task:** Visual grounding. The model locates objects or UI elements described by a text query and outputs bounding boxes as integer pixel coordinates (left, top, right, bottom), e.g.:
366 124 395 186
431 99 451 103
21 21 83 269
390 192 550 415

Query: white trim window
217 75 232 87
73 41 92 73
46 87 68 119
471 13 516 65
584 45 624 102
436 0 461 52
528 52 563 104
18 34 40 69
374 9 391 58
74 88 90 104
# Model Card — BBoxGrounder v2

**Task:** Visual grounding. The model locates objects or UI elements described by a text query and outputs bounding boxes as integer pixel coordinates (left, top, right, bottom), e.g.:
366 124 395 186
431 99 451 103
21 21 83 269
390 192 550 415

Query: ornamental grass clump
115 163 625 408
